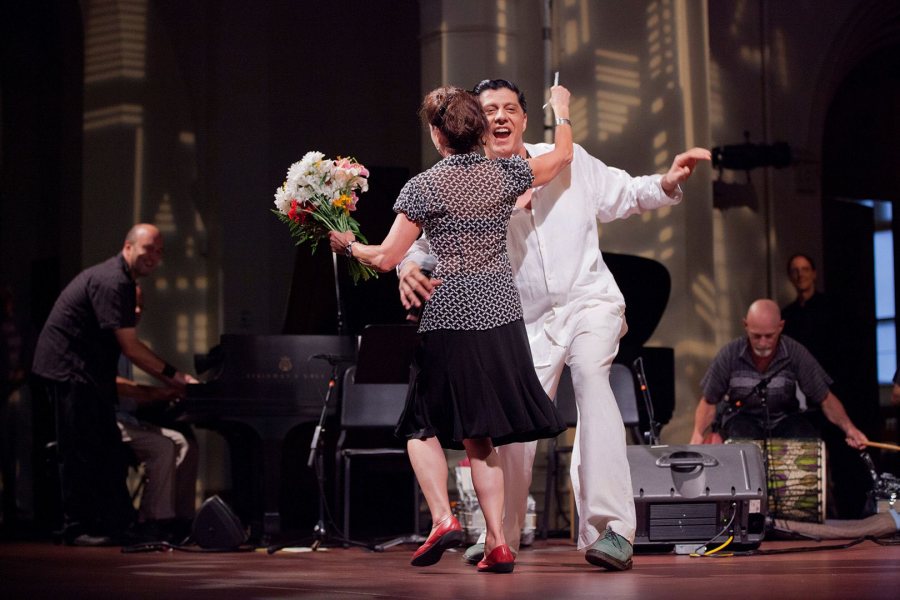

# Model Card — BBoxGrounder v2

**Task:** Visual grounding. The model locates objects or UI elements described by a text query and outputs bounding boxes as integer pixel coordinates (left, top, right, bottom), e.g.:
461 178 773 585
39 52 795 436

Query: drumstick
862 440 900 452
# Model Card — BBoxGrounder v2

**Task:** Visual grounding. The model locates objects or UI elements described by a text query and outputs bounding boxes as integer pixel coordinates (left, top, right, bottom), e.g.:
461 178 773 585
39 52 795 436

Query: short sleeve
789 339 832 405
393 178 426 223
89 270 136 330
700 344 735 404
496 155 534 200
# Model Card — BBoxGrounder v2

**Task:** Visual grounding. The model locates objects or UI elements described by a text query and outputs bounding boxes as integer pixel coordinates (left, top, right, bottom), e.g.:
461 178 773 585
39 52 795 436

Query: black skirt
396 319 567 450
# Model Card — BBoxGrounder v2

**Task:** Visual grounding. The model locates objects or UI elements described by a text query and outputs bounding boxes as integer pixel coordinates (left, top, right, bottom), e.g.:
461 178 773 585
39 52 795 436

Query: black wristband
162 362 177 378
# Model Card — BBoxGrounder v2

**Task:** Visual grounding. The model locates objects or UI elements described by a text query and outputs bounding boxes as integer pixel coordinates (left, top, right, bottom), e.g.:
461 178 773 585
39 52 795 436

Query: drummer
689 299 868 450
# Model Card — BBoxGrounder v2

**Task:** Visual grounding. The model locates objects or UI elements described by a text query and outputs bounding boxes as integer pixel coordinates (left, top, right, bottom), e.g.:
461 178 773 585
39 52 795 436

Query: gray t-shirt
394 152 533 332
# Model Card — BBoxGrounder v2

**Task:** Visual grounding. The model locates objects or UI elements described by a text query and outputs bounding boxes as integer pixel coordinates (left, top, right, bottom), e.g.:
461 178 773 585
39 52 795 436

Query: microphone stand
632 357 660 445
752 372 780 521
307 357 339 550
267 354 371 554
332 253 346 335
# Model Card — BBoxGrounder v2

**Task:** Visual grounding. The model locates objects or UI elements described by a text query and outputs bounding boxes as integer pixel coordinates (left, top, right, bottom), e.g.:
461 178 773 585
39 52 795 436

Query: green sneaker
462 543 485 565
584 527 633 571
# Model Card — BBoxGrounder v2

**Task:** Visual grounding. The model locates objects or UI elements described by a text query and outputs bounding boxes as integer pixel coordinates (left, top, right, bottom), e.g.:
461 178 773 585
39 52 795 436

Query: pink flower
335 157 369 178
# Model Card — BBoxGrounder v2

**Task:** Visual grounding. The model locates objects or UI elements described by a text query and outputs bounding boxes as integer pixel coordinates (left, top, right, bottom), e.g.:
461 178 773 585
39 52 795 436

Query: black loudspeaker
627 444 768 547
191 495 249 549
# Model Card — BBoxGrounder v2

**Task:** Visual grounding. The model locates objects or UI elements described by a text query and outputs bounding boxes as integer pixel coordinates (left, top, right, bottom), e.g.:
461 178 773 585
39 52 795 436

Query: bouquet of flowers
272 151 376 283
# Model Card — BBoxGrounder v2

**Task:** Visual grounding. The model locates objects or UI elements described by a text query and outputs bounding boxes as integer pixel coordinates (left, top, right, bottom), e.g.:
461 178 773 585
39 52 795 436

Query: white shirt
403 142 682 366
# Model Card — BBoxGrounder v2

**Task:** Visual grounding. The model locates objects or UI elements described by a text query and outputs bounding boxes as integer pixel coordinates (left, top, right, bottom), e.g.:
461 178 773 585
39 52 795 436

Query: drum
730 438 826 523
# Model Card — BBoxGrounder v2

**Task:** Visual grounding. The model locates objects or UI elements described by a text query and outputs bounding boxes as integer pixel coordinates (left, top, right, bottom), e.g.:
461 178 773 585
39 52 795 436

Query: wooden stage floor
2 536 899 599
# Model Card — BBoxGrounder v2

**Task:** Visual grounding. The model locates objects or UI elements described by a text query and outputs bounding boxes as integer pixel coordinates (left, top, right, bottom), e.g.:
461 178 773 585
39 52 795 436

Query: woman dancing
329 83 573 573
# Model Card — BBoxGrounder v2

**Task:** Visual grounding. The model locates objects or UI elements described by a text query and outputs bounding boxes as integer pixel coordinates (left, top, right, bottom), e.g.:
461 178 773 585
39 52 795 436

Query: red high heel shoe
477 544 515 573
410 515 463 567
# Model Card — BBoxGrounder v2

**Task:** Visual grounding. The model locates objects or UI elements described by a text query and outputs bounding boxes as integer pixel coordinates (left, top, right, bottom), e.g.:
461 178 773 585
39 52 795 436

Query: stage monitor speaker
192 495 249 549
627 444 767 547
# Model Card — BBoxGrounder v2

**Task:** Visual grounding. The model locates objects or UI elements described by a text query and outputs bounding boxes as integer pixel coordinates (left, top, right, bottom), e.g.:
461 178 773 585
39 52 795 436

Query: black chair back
610 364 639 426
340 366 409 429
610 363 642 443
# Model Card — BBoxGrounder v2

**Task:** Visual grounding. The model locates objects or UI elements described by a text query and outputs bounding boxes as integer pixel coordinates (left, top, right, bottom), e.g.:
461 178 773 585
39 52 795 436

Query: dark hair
419 87 487 154
471 79 528 114
786 253 816 274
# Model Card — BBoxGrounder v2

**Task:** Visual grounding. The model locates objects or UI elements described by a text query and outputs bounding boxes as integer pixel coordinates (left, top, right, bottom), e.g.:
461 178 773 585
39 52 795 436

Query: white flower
285 161 306 190
273 185 293 214
298 150 324 169
353 175 369 193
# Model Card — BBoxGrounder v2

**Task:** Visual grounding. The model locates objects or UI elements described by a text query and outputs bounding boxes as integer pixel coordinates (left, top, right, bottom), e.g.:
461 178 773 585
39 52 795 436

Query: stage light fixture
712 141 792 171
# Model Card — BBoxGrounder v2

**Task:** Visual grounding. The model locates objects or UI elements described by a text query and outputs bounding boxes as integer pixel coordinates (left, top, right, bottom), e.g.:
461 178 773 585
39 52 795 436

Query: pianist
396 78 710 571
116 284 198 542
31 224 198 546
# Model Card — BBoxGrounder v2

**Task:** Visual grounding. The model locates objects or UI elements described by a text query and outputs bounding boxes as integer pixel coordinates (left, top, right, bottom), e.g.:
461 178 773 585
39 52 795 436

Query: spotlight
712 141 791 171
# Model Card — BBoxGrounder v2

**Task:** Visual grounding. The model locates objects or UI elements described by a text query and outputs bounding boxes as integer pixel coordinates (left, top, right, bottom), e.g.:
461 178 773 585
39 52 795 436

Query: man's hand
174 372 198 385
661 147 712 196
548 84 571 119
397 261 441 311
843 425 869 450
166 371 198 394
329 230 355 254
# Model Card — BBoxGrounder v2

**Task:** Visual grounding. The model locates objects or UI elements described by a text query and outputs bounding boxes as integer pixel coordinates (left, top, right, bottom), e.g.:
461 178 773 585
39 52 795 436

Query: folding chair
335 366 423 548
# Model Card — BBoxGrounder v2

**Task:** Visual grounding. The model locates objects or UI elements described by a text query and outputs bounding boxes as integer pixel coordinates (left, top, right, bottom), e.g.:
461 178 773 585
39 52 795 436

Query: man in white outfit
398 79 709 570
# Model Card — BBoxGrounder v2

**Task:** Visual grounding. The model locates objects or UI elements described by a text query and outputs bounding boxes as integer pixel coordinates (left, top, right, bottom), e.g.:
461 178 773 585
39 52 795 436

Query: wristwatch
555 117 571 126
344 241 356 258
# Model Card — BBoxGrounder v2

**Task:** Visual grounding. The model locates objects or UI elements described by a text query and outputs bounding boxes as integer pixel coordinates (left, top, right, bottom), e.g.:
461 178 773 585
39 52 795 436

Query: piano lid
192 334 356 397
603 252 671 362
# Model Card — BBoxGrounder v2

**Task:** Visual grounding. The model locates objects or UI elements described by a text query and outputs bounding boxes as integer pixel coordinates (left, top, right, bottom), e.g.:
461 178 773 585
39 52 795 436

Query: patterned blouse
394 152 534 332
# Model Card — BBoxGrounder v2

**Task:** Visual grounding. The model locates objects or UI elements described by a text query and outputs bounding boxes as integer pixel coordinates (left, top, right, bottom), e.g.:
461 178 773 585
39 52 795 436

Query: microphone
406 255 438 323
631 357 660 445
752 375 773 401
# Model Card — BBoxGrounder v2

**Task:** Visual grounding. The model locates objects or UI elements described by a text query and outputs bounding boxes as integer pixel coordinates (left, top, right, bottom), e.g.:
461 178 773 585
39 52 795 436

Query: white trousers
485 304 636 551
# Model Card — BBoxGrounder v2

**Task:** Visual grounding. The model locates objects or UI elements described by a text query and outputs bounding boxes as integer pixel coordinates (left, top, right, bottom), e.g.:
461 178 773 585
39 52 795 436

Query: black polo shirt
782 291 837 375
32 254 137 388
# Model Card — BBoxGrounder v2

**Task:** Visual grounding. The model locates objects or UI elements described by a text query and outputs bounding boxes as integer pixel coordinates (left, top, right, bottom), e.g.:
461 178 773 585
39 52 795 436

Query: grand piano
183 334 355 540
